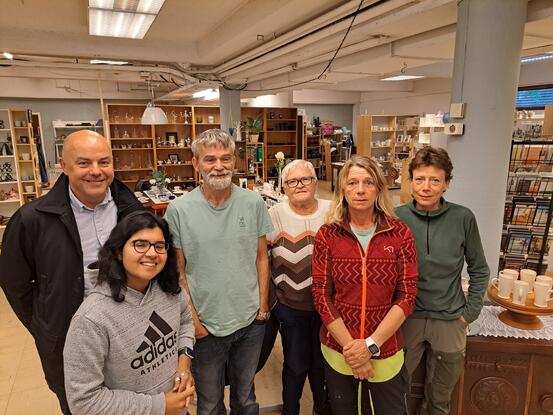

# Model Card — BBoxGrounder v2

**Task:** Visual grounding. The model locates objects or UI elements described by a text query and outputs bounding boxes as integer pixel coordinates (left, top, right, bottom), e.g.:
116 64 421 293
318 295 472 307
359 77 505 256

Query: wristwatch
257 310 271 320
365 336 381 357
178 347 195 359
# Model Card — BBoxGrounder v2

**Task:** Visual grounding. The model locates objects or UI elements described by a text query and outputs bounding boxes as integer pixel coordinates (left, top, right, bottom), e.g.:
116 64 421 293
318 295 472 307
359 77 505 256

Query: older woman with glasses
312 156 418 415
266 159 332 415
63 211 195 415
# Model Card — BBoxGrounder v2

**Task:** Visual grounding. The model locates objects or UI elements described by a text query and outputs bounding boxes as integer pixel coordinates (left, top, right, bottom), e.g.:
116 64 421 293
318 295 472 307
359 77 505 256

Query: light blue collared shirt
68 186 117 297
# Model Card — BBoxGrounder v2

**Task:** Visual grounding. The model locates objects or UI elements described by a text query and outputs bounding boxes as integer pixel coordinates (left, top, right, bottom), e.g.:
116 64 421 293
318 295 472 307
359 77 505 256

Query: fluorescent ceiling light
2 52 13 60
521 54 553 64
381 75 424 81
88 0 165 39
90 59 128 65
193 89 214 98
205 90 220 101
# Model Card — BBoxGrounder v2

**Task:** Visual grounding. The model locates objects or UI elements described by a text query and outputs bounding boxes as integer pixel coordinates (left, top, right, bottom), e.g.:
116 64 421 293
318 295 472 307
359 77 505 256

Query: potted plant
149 170 171 197
246 116 262 143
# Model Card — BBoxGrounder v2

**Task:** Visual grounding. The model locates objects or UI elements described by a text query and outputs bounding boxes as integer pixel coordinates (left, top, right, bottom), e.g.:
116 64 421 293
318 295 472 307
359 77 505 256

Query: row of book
500 227 552 256
505 174 553 197
503 197 551 226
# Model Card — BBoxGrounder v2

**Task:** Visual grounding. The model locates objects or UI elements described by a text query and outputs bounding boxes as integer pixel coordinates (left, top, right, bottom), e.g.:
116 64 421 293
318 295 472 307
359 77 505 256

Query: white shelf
0 181 18 185
0 129 11 132
0 199 20 204
0 155 15 159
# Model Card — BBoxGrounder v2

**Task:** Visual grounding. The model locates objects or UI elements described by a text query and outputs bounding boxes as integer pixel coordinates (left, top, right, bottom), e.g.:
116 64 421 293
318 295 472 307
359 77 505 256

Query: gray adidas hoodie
63 281 194 415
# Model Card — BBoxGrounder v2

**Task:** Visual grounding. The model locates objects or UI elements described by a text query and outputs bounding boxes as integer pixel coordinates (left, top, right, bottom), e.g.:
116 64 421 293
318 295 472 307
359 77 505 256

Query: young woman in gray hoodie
64 211 195 415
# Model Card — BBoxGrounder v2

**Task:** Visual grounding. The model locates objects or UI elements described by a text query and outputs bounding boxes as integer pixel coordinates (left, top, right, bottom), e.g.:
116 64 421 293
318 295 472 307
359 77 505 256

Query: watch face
185 347 195 358
368 343 379 355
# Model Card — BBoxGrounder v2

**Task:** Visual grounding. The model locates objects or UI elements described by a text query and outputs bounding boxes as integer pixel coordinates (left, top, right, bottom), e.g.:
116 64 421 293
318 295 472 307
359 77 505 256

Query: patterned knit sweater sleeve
312 224 341 326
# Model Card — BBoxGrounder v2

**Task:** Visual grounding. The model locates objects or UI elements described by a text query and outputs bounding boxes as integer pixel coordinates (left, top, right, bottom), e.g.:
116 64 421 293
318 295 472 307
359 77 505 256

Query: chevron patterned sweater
267 199 331 311
312 216 418 358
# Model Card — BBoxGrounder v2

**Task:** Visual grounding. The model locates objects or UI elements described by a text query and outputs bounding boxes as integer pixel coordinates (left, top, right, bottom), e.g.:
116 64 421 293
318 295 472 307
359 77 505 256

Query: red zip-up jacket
312 216 418 358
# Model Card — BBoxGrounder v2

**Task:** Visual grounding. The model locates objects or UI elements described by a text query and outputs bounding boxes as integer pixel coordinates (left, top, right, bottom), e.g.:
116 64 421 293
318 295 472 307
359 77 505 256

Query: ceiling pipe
216 0 419 78
240 24 456 92
217 0 454 83
211 0 385 74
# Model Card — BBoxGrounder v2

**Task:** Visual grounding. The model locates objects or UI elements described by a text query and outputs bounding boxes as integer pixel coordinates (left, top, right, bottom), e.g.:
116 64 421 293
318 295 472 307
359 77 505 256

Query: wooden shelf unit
356 114 419 187
264 107 298 182
106 104 224 190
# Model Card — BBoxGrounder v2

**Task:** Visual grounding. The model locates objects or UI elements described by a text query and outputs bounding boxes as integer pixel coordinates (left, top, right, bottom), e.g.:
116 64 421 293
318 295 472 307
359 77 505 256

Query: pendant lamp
141 80 168 125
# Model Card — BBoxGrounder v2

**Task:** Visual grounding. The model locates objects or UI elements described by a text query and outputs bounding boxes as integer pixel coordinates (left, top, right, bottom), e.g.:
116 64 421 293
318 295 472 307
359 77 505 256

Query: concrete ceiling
0 0 552 100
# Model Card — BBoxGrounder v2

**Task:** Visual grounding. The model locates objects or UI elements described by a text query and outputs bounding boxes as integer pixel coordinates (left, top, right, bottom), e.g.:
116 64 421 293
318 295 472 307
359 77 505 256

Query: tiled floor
0 181 337 415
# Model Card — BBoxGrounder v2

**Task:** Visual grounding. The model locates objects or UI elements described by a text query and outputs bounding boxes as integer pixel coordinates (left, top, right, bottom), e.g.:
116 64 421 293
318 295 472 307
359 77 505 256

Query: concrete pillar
446 0 527 278
219 87 241 134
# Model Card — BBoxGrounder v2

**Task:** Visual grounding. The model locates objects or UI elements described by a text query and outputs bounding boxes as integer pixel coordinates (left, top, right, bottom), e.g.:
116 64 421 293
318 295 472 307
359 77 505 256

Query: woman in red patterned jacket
312 155 418 414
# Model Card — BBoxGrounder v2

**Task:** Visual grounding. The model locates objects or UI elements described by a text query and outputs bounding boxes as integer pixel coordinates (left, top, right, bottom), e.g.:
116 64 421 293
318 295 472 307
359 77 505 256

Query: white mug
520 269 537 292
24 185 34 193
512 280 530 306
536 275 553 291
501 269 519 279
14 120 22 127
534 281 553 307
21 153 30 161
491 273 515 299
174 186 182 191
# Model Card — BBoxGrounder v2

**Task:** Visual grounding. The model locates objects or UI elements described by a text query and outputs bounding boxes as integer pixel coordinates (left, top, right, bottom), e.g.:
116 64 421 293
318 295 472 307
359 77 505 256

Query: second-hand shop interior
1 0 553 414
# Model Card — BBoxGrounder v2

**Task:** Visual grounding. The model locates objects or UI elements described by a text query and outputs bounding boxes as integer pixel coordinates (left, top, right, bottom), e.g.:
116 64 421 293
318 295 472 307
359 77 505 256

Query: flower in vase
275 151 285 170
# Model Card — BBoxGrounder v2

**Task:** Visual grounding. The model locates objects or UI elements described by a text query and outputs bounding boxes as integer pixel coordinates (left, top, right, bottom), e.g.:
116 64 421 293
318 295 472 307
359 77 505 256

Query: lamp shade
141 102 168 125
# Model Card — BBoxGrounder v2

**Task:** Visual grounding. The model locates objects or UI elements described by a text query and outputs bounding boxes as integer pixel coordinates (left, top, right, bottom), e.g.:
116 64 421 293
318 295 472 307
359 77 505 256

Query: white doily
472 305 553 340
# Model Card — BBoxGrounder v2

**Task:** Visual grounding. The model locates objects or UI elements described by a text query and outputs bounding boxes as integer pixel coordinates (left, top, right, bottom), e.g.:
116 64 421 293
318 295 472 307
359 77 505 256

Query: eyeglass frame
130 239 169 254
283 176 316 188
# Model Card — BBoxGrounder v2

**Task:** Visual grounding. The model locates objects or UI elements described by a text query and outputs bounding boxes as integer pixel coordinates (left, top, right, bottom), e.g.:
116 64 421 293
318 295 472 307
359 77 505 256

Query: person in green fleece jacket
396 147 489 415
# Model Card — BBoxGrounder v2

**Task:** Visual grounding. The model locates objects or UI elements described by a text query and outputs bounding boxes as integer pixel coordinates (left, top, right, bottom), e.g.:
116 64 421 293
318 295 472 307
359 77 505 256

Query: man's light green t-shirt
165 185 273 336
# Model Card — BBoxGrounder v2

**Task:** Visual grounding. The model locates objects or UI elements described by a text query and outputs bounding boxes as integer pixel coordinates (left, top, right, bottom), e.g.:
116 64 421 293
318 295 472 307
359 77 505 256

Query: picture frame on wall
169 154 179 164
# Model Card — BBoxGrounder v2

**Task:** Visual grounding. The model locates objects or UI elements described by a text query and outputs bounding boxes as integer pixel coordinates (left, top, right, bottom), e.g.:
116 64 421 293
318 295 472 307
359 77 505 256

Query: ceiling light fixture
141 79 168 125
90 59 128 65
192 89 214 99
521 54 553 64
2 52 13 60
88 0 165 39
381 75 424 81
204 90 220 101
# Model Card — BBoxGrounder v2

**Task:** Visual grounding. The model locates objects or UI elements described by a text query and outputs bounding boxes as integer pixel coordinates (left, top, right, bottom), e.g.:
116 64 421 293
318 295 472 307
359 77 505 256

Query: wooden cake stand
487 285 553 330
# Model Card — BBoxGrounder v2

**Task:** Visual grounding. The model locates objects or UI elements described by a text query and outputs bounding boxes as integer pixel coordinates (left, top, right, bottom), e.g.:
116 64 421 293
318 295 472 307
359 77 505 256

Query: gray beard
202 170 232 190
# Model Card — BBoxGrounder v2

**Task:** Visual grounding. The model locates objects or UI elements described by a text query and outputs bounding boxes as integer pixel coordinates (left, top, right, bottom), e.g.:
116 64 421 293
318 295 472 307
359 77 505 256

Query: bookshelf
500 140 553 273
356 114 419 188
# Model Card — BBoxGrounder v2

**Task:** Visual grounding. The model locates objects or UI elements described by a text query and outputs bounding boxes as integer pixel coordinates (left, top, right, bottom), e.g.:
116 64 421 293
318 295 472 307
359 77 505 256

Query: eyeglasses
131 239 169 254
284 176 315 188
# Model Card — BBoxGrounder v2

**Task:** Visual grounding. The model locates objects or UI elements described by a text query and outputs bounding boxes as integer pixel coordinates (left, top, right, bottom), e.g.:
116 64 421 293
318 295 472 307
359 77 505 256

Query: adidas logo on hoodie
131 311 177 375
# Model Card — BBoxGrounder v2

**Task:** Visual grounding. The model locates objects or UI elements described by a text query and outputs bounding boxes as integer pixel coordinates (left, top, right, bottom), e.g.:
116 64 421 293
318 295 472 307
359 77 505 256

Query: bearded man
165 129 273 415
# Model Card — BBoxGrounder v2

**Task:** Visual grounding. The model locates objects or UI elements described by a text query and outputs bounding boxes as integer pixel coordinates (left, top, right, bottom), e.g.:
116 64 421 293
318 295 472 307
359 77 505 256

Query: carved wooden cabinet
409 336 553 415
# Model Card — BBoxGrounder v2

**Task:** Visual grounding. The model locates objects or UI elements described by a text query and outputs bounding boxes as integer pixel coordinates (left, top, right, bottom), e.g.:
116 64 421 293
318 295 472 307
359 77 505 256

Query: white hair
192 129 235 158
281 159 317 182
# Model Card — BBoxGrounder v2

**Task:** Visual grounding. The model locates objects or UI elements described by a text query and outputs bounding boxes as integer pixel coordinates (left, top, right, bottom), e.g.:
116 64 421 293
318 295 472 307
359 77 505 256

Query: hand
165 386 195 415
195 324 209 339
343 339 371 369
173 370 194 393
351 360 374 380
459 316 468 326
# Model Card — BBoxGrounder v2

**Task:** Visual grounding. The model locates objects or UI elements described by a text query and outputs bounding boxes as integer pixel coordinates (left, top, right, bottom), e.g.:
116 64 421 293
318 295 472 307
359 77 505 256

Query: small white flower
149 179 156 185
275 151 285 160
165 178 171 183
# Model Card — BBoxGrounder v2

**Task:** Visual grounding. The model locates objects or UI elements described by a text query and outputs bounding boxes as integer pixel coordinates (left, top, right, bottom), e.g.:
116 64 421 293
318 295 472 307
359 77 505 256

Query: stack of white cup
492 269 553 307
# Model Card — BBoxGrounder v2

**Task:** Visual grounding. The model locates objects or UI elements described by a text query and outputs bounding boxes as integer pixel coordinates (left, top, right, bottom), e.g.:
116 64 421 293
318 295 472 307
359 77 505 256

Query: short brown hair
409 147 453 182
